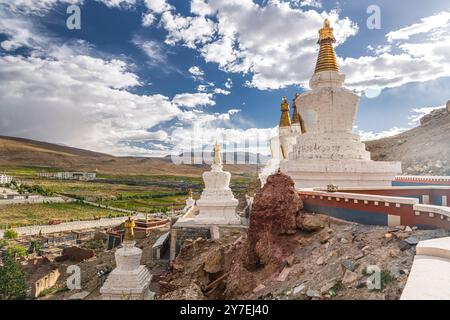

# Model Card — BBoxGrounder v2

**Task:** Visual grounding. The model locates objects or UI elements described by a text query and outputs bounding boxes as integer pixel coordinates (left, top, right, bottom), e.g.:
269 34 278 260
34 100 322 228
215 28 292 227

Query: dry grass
0 202 121 228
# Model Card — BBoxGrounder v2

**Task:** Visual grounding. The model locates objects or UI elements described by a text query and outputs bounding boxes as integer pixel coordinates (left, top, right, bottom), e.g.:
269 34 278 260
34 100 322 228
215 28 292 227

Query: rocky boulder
297 214 327 232
245 171 303 269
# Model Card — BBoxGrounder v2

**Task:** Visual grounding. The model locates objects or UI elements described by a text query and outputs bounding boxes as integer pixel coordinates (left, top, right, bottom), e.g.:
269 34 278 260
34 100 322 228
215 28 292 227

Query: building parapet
414 204 450 220
302 190 419 205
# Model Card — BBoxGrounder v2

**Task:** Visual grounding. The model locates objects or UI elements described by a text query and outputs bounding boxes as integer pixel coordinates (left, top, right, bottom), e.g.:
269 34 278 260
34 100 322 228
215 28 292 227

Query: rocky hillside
366 107 450 175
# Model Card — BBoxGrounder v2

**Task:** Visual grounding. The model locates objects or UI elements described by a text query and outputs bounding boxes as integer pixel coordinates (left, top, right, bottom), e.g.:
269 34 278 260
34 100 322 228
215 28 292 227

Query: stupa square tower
281 19 401 188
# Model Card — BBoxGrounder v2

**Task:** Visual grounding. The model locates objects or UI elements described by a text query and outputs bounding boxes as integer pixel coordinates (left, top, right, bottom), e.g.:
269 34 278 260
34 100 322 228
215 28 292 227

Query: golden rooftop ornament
279 96 291 128
314 19 339 73
124 216 135 242
291 95 301 125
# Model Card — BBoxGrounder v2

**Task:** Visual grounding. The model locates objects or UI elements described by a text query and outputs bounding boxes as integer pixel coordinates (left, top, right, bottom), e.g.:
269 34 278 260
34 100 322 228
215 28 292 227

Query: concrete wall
32 268 60 298
335 186 450 207
299 190 450 230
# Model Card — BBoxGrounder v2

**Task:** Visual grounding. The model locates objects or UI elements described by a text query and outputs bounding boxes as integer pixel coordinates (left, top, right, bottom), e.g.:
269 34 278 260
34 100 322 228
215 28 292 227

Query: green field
0 202 125 228
0 166 257 225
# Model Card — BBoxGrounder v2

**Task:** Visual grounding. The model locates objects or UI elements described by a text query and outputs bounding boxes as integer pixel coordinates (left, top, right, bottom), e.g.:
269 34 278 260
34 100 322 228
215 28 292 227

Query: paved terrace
401 237 450 300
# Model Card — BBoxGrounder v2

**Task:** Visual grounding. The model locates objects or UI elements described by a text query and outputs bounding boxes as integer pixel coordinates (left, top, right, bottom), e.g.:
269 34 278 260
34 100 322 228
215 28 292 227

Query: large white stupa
268 19 401 188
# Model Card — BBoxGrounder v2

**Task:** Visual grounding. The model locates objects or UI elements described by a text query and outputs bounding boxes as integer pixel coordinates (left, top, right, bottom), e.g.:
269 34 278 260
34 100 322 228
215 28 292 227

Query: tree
0 252 27 300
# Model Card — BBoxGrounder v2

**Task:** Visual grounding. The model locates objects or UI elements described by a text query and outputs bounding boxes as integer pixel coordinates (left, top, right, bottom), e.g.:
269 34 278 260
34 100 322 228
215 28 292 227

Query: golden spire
314 18 339 73
291 95 300 125
124 216 135 242
279 96 291 128
188 188 193 198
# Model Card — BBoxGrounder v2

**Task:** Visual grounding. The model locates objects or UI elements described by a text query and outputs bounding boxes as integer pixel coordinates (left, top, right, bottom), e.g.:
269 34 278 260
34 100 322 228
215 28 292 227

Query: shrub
3 229 18 240
7 244 27 258
0 252 27 300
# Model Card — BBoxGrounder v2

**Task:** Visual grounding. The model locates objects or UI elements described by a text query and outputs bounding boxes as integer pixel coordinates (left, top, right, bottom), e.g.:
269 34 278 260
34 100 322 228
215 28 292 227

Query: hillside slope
366 108 450 175
0 136 257 176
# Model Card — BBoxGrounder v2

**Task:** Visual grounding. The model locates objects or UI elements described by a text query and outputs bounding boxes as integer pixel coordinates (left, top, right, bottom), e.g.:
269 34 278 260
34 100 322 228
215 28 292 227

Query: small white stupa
100 217 154 300
193 142 241 225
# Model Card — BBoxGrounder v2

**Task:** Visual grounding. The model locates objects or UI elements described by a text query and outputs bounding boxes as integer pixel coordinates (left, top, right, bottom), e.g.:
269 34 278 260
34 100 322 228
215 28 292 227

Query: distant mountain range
1 106 448 178
0 136 261 176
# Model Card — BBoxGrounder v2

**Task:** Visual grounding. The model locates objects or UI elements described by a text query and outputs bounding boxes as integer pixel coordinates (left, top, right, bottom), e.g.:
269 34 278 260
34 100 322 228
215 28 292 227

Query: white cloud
144 0 172 14
151 0 358 90
0 54 181 155
142 12 156 27
224 78 232 89
408 105 445 125
358 127 409 142
188 66 205 81
98 0 136 8
172 92 216 108
343 10 450 92
213 88 231 95
298 0 322 9
0 0 80 14
191 0 214 16
358 104 446 141
386 11 450 42
0 0 282 157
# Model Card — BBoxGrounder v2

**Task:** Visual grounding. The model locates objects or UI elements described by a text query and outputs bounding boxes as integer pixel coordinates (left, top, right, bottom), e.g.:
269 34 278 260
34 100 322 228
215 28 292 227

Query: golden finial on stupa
279 96 291 128
291 95 300 125
314 18 339 73
123 216 135 242
188 188 193 198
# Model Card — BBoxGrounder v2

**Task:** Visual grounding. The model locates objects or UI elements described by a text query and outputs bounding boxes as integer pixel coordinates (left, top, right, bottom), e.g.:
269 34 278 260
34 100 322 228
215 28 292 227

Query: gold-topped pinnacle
124 216 135 242
279 96 291 128
291 96 300 125
314 19 339 73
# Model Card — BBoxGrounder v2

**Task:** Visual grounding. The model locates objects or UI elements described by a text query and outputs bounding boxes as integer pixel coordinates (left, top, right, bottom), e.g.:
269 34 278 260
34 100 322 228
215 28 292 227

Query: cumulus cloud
147 0 358 90
188 66 204 80
386 11 450 42
343 10 450 92
358 127 409 142
407 105 445 125
172 92 215 108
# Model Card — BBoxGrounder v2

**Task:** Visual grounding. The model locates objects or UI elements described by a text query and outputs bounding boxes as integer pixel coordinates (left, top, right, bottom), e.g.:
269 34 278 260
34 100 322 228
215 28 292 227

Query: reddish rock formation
55 247 95 262
244 171 303 269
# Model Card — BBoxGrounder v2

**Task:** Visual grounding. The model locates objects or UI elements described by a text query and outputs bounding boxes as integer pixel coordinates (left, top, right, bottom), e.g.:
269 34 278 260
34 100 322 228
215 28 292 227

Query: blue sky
0 0 449 156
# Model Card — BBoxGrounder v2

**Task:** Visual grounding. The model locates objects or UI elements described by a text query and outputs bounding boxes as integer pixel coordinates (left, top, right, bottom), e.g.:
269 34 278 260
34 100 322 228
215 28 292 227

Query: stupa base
281 159 402 189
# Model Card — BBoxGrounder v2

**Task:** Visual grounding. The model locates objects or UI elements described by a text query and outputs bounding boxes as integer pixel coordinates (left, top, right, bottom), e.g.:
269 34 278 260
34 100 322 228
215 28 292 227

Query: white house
0 174 12 184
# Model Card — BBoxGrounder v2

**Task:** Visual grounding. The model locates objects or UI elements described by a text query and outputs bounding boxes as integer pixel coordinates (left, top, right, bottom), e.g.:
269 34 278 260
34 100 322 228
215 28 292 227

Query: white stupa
100 217 154 300
192 142 241 225
280 19 401 188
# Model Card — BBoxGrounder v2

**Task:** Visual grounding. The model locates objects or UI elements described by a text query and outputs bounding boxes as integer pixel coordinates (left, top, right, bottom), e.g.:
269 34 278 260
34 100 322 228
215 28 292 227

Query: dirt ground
158 216 449 300
31 216 450 300
39 226 169 300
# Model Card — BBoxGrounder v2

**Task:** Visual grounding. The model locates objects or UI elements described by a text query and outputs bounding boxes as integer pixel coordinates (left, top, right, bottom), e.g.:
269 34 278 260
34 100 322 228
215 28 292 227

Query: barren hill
366 107 450 175
0 136 257 176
